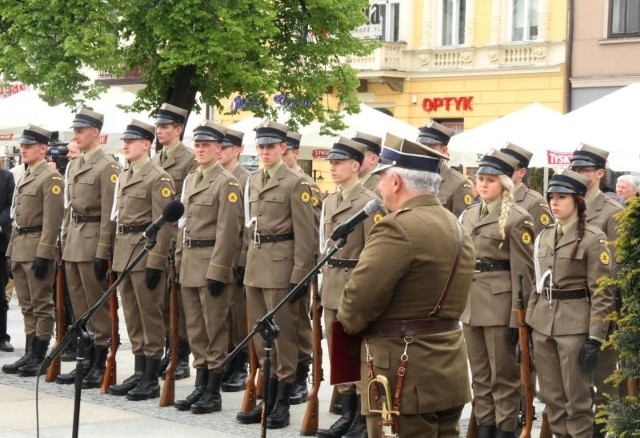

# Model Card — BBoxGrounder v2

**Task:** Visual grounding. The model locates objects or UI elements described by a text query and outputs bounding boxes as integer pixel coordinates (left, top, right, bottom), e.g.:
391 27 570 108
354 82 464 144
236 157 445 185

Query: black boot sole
126 387 160 401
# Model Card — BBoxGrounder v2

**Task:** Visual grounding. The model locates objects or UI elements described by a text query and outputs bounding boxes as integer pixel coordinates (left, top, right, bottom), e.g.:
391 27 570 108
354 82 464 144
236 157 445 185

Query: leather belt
254 232 294 244
117 223 150 234
362 318 460 338
548 288 588 300
475 260 510 273
185 238 216 248
327 258 358 268
72 212 101 223
16 225 43 235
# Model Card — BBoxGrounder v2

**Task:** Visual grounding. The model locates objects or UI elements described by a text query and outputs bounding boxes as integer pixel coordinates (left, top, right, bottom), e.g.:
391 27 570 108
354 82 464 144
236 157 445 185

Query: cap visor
193 134 219 142
256 136 282 145
19 137 39 145
121 132 146 140
326 151 352 161
570 159 598 168
70 121 95 129
372 158 396 174
546 185 576 194
477 165 505 176
155 117 177 125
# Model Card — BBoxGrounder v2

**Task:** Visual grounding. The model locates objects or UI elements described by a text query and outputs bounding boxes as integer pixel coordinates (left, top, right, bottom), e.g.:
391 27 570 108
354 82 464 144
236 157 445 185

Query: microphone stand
39 235 159 438
220 237 348 438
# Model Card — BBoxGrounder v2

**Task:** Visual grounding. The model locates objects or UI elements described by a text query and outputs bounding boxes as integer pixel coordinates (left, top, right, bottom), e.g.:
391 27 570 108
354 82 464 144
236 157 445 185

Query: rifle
539 412 552 438
466 399 477 438
517 274 534 438
100 254 119 393
45 235 64 382
160 240 178 406
301 276 322 435
239 306 259 413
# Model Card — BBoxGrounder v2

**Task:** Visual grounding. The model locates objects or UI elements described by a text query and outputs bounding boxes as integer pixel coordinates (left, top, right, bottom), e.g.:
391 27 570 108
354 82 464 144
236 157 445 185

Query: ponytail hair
570 194 587 260
497 175 515 248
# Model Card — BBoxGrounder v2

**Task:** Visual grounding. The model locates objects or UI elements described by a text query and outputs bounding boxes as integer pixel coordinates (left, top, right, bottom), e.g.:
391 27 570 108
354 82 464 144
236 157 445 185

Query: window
610 0 640 37
511 0 539 42
442 0 466 46
368 1 400 42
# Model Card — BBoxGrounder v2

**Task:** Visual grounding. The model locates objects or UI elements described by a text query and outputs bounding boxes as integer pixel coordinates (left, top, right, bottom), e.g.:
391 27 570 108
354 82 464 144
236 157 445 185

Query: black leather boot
342 396 367 438
191 369 223 414
289 361 310 405
0 305 14 352
495 429 515 438
222 351 248 392
316 393 358 438
108 355 145 396
2 334 35 374
56 343 94 384
82 345 108 389
173 339 191 380
175 368 208 411
236 377 278 424
267 380 292 429
127 357 161 401
17 337 50 377
477 425 497 438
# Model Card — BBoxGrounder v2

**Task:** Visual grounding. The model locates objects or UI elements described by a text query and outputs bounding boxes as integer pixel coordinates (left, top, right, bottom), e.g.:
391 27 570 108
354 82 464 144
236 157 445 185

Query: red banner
99 135 108 144
546 150 572 166
311 149 330 159
0 134 14 141
1 83 27 98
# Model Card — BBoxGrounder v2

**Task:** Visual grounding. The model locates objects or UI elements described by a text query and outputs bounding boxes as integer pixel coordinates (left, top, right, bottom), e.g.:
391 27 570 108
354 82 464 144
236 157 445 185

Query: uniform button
474 230 480 235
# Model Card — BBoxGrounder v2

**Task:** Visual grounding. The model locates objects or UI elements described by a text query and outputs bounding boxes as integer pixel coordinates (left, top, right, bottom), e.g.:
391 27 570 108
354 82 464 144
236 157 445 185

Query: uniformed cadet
108 120 175 401
526 169 614 438
316 137 382 438
282 130 321 405
459 150 535 436
173 121 243 414
218 128 252 393
417 120 474 217
153 102 196 381
57 108 122 388
352 132 382 196
236 121 315 429
2 125 64 377
568 143 622 437
500 142 553 236
337 137 475 438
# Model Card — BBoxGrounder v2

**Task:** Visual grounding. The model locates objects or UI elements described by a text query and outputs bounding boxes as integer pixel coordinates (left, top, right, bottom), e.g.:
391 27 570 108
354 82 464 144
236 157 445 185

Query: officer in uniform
58 108 121 388
500 142 553 236
527 169 614 437
108 120 175 400
316 137 382 438
153 102 196 380
337 137 475 437
236 121 315 429
173 121 243 414
352 132 382 196
416 120 473 217
2 125 64 376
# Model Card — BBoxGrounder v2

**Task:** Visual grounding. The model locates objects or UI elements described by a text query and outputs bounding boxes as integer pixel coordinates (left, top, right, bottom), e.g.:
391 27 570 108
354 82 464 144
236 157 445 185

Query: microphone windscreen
363 198 383 216
162 200 185 222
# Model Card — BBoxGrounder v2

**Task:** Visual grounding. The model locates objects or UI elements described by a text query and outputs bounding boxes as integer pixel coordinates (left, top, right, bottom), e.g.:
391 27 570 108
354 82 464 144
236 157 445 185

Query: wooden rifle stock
160 242 179 406
45 237 64 382
301 276 322 435
101 256 119 393
539 411 552 438
239 294 258 413
517 274 534 438
466 399 477 438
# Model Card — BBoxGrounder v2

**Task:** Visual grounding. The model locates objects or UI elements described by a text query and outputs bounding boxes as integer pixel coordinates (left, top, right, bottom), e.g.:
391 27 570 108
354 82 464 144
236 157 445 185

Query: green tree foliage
0 0 374 129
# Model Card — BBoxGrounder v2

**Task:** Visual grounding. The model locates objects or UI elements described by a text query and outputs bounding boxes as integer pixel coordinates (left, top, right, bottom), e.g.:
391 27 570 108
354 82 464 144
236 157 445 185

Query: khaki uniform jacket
460 202 535 328
438 163 474 217
362 173 380 196
320 183 380 310
526 223 613 339
244 164 315 289
232 164 251 269
514 184 553 236
297 169 322 252
112 161 175 272
8 160 64 261
153 142 196 200
586 191 622 265
178 163 243 287
338 194 475 414
62 149 121 261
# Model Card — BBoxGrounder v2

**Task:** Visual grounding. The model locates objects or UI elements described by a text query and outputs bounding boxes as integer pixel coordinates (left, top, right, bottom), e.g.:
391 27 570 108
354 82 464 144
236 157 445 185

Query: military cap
71 108 104 130
122 119 155 142
417 120 454 146
351 132 383 156
221 129 244 147
285 131 302 150
501 142 533 168
193 121 226 142
254 120 288 145
20 124 52 145
374 135 446 174
155 103 188 125
477 150 520 178
570 143 608 169
546 169 588 197
327 137 367 165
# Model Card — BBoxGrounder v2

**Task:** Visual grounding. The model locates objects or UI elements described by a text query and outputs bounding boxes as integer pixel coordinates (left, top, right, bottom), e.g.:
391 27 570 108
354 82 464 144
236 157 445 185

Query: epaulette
110 164 121 170
51 175 63 181
524 220 534 228
160 176 172 182
599 239 608 245
229 181 240 187
463 183 472 189
300 181 310 186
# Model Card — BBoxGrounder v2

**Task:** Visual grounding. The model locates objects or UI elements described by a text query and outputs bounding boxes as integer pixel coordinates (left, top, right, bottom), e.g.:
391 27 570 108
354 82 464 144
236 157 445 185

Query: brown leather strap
362 318 460 338
428 221 463 318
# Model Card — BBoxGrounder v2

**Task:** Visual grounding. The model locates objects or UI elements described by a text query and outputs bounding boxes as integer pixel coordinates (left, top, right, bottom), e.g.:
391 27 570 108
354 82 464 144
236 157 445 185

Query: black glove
578 338 602 374
506 327 519 346
207 279 225 297
32 257 49 279
5 258 11 280
144 268 162 290
93 258 109 281
236 266 245 287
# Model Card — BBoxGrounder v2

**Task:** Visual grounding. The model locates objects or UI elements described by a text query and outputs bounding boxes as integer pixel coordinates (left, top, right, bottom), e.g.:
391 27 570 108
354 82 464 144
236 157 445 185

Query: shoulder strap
429 220 464 318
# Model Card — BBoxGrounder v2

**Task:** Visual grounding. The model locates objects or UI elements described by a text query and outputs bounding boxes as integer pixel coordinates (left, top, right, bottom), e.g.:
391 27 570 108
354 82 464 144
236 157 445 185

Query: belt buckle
474 259 482 273
185 238 193 248
117 224 125 234
254 232 261 246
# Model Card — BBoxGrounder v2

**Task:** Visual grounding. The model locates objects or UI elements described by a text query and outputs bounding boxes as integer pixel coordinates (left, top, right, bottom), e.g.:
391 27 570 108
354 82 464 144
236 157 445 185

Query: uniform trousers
65 261 110 345
119 270 165 359
324 307 358 394
365 404 463 438
181 284 233 369
246 286 299 382
463 324 519 431
533 331 593 437
12 260 55 338
227 281 248 349
296 286 312 363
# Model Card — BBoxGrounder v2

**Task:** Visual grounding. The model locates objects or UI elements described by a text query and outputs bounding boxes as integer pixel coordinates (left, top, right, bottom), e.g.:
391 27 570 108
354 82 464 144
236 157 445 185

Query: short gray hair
617 174 639 189
388 167 442 194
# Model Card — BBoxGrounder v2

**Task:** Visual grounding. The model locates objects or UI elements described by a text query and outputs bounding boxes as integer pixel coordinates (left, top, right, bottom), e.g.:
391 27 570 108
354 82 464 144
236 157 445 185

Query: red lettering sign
311 149 330 159
547 150 572 166
0 134 14 140
99 135 108 144
422 96 473 112
0 83 27 98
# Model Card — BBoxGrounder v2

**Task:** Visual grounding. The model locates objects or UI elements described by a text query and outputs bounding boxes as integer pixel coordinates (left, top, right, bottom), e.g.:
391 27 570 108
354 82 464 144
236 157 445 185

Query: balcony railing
345 42 407 71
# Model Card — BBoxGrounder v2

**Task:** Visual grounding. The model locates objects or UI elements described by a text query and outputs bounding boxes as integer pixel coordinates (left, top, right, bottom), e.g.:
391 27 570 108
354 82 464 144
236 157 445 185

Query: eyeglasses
571 167 598 174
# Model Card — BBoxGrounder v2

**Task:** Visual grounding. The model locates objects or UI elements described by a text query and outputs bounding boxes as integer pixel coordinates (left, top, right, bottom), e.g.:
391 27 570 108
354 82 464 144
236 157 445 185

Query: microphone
143 200 185 240
330 198 383 241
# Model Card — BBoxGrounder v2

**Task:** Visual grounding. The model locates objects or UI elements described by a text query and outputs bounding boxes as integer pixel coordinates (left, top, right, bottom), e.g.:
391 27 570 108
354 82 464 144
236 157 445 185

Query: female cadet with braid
460 150 535 437
526 169 614 437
